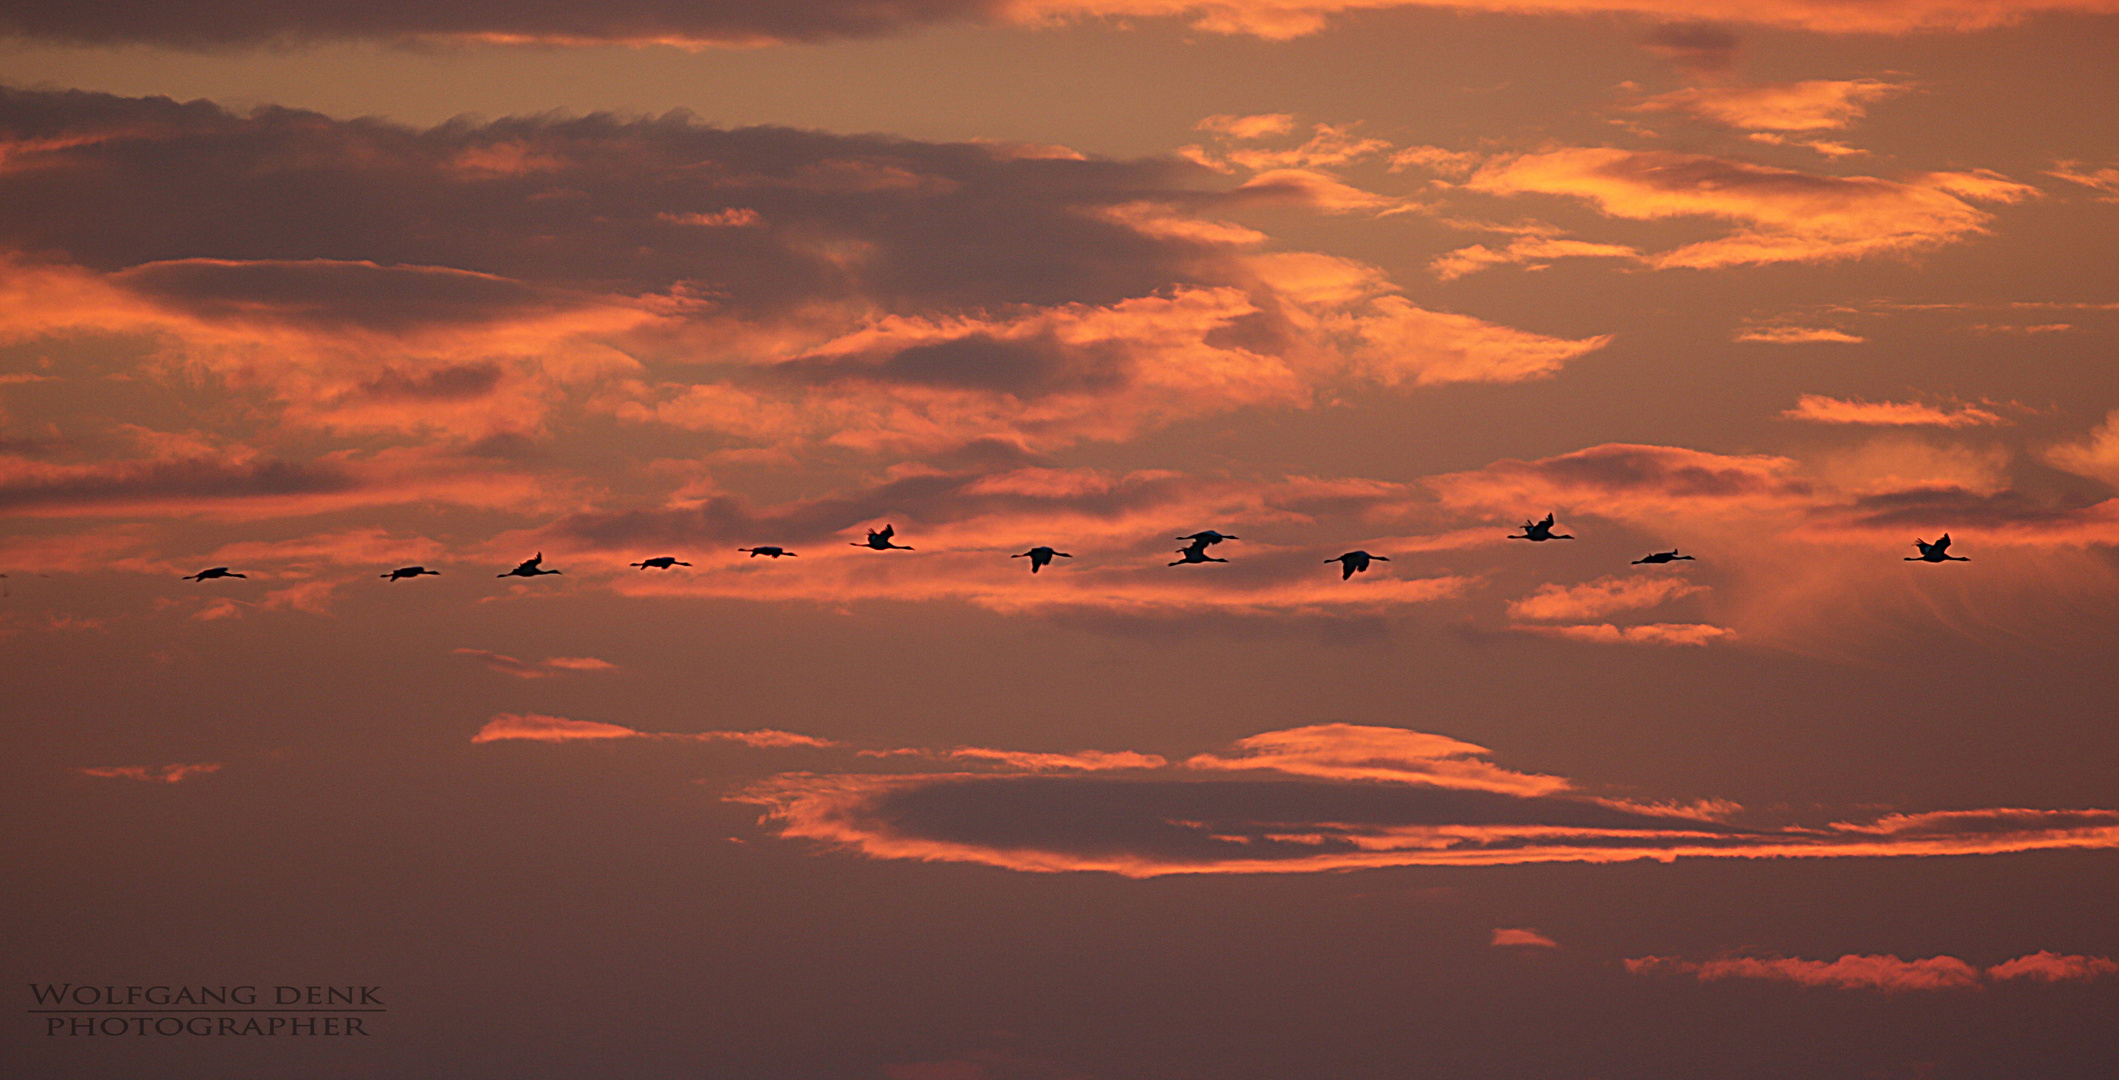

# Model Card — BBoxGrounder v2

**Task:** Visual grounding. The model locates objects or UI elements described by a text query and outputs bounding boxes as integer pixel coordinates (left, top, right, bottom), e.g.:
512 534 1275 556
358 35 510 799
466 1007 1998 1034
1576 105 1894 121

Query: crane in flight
1177 530 1239 547
382 566 440 581
738 546 796 558
854 525 913 551
1326 551 1388 579
182 567 246 581
499 553 561 578
1907 535 1969 563
630 556 691 570
1509 514 1573 541
1013 546 1071 573
1632 550 1694 565
1169 540 1227 567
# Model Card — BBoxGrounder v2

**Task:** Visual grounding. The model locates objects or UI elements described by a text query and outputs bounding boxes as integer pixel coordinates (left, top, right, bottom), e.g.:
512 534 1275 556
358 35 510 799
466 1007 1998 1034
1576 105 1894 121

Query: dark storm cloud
110 259 572 333
0 454 357 512
1642 22 1741 71
0 86 1215 317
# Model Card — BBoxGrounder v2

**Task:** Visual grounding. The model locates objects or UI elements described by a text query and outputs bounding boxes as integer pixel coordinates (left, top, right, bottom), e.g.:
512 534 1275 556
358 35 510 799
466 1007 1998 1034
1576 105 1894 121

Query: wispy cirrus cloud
2045 161 2119 202
78 762 221 783
1626 950 2119 992
1513 621 1737 646
471 713 837 746
1781 395 2009 428
1733 326 1864 344
453 649 618 679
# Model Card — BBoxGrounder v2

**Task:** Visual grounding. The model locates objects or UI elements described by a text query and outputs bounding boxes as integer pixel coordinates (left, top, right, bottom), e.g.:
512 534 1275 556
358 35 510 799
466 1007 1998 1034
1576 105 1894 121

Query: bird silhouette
853 524 913 550
1327 551 1389 579
499 553 561 578
1169 540 1227 567
630 556 691 570
1907 535 1969 563
1177 530 1239 547
1013 546 1071 573
1509 513 1573 541
1632 550 1695 565
738 546 796 558
382 566 440 581
182 567 246 581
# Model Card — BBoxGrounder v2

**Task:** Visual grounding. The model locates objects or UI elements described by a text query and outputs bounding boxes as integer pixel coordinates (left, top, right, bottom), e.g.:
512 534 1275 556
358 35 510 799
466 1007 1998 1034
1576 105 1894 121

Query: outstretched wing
877 524 895 541
1935 534 1951 552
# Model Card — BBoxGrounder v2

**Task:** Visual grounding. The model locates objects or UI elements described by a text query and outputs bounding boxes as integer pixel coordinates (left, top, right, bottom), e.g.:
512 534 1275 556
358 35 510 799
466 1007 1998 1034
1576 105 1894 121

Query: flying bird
382 566 440 581
630 556 691 570
1013 546 1071 573
1327 551 1389 580
1169 541 1227 567
1177 530 1239 547
182 567 246 581
853 525 913 551
1632 550 1695 565
499 553 561 578
738 547 796 558
1509 514 1573 541
1907 535 1969 563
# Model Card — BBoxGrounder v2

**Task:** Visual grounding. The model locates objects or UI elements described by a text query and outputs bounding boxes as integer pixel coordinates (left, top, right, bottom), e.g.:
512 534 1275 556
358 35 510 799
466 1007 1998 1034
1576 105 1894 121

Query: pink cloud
470 713 839 747
1629 950 2118 991
78 763 222 783
454 649 617 679
730 724 2119 876
1515 622 1738 646
1183 723 1571 795
1733 326 1864 344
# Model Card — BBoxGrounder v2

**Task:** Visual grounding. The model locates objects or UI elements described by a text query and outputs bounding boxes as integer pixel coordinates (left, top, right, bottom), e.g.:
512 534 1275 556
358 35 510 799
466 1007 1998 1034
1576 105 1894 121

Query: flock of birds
174 517 1973 584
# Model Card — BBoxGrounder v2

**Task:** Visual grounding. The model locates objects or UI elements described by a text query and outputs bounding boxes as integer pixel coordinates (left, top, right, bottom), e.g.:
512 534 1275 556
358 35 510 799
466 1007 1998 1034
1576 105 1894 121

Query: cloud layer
699 724 2119 876
5 0 2117 48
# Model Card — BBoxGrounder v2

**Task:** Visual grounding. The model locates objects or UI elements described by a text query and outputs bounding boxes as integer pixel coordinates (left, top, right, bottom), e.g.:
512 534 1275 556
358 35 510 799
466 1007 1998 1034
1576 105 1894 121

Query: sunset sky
4 2 2117 1077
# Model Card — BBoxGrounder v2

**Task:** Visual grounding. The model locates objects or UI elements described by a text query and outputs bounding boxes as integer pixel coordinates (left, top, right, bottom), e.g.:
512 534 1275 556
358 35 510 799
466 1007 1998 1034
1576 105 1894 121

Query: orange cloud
454 649 617 679
471 713 842 747
1428 236 1642 280
1492 928 1560 948
2043 410 2119 487
1464 149 2036 269
1508 575 1706 621
1782 395 2007 427
77 763 222 783
1184 724 1570 795
1628 950 2118 991
1515 622 1737 646
1196 113 1298 139
727 725 2119 876
472 713 639 742
1733 326 1864 343
1630 80 1906 131
2044 161 2119 201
